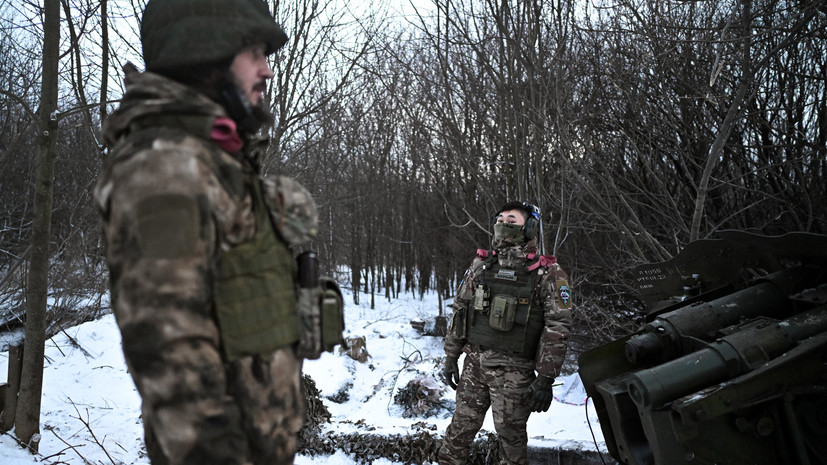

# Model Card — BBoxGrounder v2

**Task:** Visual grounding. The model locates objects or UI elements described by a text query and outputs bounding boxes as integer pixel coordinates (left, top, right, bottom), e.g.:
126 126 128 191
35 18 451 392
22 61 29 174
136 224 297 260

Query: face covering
493 222 526 249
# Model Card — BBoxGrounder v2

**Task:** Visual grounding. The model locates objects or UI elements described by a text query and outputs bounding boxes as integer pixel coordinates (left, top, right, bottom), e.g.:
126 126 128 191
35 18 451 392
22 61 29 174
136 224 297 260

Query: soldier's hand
442 356 460 389
521 375 554 412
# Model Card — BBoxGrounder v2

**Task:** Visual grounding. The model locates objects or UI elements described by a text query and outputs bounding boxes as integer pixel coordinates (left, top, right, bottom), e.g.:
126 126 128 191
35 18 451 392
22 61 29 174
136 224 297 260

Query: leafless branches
0 0 824 349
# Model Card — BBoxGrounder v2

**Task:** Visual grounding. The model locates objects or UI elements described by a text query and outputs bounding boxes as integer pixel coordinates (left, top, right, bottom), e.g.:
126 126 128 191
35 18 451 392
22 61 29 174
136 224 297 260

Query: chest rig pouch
214 174 300 360
466 258 543 359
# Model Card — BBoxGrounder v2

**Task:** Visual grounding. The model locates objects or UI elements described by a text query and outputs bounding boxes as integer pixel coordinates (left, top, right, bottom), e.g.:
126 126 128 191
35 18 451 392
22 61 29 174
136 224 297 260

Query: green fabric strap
214 177 299 360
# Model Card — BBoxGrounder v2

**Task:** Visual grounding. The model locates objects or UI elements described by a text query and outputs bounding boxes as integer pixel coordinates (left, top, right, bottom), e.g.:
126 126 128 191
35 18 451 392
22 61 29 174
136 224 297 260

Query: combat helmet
141 0 288 73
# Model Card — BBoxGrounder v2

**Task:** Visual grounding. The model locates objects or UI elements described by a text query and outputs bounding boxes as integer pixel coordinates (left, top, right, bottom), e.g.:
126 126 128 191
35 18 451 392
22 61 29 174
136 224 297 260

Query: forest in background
1 0 826 344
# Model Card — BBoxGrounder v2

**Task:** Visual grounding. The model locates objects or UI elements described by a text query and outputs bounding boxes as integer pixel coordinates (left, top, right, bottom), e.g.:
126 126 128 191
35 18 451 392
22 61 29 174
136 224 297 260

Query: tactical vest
465 256 544 359
124 114 299 360
213 176 299 360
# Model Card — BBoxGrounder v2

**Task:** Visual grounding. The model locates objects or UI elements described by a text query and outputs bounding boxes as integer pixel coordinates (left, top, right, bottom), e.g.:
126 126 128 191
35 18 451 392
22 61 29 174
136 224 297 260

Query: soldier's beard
220 79 274 136
250 96 275 129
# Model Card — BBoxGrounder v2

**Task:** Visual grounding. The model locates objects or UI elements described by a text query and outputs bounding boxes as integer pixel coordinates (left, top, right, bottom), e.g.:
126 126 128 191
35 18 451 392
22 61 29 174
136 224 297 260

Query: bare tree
0 0 824 365
690 0 823 241
14 0 60 451
264 0 375 174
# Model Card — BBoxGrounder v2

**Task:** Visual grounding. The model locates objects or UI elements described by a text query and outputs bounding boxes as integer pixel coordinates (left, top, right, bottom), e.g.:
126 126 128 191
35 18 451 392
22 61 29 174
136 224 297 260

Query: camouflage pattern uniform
95 65 315 465
439 245 573 465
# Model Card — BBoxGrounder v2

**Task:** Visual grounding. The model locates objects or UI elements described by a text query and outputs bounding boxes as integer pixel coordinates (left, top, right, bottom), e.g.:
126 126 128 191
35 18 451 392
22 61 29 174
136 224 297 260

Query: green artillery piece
579 231 827 465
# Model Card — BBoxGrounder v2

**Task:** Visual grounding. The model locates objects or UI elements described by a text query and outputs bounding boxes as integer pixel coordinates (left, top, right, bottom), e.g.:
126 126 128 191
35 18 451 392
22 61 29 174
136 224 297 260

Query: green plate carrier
465 258 543 359
214 175 299 360
124 115 301 361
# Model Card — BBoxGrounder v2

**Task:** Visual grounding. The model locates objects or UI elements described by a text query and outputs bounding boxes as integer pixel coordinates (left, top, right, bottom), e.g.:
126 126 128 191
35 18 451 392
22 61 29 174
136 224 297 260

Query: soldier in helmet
94 1 316 464
439 201 573 465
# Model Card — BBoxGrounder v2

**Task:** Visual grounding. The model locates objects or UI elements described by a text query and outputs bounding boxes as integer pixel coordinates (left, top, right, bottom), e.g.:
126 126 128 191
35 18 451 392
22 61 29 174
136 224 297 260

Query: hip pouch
449 307 467 339
296 252 345 359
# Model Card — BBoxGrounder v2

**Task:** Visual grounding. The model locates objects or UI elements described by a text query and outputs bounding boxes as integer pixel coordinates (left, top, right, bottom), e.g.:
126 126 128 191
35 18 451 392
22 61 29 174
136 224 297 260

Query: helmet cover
141 0 288 72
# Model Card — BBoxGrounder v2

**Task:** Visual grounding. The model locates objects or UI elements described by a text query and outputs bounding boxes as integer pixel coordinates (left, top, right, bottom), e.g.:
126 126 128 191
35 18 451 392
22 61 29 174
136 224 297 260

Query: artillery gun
578 231 827 465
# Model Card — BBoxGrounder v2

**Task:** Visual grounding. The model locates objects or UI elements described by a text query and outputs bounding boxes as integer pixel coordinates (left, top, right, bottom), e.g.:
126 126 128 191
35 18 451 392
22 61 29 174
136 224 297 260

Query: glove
521 375 554 412
442 356 460 389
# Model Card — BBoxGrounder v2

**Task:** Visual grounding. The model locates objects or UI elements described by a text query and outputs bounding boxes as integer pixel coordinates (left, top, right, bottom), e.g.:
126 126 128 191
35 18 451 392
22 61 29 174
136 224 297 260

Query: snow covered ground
1 286 605 465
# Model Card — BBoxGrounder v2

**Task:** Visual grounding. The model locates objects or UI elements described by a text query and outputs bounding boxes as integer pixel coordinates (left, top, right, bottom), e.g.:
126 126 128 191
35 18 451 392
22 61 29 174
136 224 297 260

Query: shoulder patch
556 278 572 309
136 194 200 258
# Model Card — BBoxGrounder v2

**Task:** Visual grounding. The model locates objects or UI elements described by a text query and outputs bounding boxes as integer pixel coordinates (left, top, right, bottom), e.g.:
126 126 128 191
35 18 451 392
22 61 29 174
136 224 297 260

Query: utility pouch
320 277 345 353
489 294 517 331
296 252 345 360
449 307 467 339
296 286 321 359
473 284 490 313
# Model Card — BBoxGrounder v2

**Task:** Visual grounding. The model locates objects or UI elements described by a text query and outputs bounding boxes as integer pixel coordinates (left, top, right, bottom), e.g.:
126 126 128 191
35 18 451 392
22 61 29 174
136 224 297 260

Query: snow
1 287 605 465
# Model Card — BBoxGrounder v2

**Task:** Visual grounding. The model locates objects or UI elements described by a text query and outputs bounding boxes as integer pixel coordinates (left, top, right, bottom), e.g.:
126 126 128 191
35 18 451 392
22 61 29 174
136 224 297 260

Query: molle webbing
214 178 299 360
466 260 543 359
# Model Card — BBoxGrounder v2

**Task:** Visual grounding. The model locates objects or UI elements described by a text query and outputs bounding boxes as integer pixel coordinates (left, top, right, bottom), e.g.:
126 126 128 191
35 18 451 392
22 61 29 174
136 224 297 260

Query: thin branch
47 428 91 465
68 398 121 465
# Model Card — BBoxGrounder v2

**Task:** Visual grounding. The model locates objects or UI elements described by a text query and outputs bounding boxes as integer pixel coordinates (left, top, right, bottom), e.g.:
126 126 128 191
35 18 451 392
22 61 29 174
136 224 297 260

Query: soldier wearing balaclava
440 201 573 465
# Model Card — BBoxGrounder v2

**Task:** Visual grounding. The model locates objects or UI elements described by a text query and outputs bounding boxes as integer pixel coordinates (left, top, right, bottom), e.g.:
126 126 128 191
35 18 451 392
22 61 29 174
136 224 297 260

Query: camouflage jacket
444 245 573 379
95 67 315 464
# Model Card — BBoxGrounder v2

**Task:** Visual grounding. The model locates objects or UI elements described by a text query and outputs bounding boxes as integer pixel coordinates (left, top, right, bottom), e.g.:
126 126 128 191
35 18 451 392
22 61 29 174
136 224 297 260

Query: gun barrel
624 267 809 366
627 305 827 409
579 232 827 465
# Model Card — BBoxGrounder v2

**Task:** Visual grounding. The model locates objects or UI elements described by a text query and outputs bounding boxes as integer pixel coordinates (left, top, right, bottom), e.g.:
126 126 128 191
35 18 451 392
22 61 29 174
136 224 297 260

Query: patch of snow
1 287 605 465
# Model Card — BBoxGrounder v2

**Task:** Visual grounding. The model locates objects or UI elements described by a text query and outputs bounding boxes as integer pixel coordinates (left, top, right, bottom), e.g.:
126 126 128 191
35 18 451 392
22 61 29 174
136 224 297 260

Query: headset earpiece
523 215 539 241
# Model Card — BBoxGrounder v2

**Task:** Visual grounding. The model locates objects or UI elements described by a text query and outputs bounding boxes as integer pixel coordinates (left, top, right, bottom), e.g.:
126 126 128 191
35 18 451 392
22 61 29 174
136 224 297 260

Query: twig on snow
68 397 121 465
47 427 91 465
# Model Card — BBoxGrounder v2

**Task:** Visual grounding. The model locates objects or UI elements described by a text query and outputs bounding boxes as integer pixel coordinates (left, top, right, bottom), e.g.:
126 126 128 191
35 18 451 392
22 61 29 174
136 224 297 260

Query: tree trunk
15 0 60 452
0 345 24 432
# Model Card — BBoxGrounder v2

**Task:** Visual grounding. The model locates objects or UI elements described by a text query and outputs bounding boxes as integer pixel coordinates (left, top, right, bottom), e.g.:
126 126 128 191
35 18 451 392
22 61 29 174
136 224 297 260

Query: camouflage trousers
439 351 534 465
141 348 304 465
